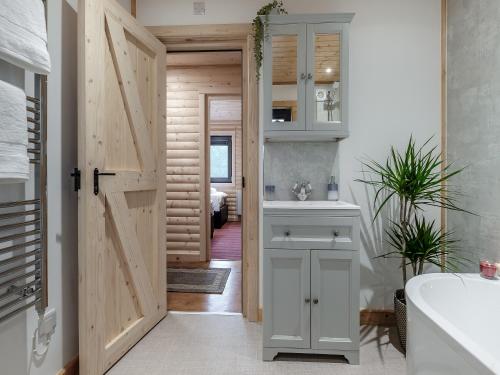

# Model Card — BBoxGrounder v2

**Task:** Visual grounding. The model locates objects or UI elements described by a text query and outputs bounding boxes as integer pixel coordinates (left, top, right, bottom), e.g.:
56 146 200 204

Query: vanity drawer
264 215 359 250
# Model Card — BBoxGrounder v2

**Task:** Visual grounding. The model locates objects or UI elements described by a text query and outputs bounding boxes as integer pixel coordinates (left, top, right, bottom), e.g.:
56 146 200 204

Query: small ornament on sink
292 181 312 201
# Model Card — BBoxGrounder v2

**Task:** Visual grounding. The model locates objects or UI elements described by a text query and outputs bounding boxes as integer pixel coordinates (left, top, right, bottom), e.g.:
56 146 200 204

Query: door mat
167 268 231 294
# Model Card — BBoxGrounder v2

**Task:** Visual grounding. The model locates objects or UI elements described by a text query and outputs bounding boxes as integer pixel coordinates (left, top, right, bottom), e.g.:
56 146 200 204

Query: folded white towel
0 0 51 74
0 80 29 183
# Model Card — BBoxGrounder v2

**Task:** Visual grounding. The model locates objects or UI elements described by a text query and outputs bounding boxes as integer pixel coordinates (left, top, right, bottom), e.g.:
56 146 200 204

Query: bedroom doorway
208 94 243 263
165 51 243 313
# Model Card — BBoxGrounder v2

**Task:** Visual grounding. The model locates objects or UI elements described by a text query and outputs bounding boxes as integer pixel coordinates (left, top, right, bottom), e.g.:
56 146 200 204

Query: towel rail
27 117 40 125
0 299 41 326
0 209 40 220
0 259 40 280
0 279 40 303
26 96 40 104
0 73 47 324
0 269 40 291
0 199 39 208
0 249 41 267
0 229 40 243
0 219 41 231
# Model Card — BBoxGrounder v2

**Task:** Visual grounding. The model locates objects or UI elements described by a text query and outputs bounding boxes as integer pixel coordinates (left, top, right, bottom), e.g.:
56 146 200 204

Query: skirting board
360 309 396 326
57 356 78 375
258 308 396 327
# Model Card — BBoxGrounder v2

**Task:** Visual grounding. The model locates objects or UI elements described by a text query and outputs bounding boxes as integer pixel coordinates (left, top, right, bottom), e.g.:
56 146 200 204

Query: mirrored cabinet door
306 23 348 133
264 23 307 131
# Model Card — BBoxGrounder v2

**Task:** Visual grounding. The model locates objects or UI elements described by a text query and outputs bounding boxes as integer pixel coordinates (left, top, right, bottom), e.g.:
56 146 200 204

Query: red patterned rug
211 221 241 260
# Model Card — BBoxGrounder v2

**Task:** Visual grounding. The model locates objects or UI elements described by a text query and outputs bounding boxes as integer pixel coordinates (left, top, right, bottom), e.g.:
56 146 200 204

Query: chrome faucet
292 181 312 201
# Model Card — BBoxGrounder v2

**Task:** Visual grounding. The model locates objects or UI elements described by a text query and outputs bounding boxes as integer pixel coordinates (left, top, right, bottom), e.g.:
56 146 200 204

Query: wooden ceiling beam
167 51 242 67
147 24 251 44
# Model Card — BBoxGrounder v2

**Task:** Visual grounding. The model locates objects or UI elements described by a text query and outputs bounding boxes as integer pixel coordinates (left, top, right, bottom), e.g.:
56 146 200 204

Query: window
210 136 232 183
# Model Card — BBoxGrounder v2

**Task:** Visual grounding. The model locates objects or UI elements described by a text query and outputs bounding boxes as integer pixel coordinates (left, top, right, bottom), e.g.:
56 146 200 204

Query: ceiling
272 34 340 85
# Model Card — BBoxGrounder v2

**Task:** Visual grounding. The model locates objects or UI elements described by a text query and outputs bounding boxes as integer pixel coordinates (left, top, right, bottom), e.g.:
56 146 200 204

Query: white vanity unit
262 201 361 364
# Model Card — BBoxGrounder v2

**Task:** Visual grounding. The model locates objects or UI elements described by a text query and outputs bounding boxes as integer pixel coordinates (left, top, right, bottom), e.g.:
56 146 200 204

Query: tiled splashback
264 142 338 201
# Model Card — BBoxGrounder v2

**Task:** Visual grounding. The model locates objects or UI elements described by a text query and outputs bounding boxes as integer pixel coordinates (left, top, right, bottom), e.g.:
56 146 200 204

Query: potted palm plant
357 137 470 351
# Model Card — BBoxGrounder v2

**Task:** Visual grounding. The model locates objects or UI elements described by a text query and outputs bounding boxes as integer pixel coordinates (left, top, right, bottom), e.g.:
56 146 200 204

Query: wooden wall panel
166 58 242 261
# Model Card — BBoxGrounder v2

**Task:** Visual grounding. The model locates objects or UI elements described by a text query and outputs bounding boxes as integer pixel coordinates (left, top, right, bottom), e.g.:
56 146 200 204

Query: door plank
107 191 158 316
103 171 157 193
104 315 156 369
105 13 155 171
78 1 107 374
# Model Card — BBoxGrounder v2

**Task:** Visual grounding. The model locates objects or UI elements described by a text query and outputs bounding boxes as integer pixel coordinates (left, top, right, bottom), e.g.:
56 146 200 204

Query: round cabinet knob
313 298 319 304
305 298 311 303
333 231 339 237
284 231 290 237
307 73 313 80
300 73 307 80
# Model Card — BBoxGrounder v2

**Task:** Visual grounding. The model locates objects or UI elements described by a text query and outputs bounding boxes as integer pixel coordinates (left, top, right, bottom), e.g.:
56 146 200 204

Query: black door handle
93 168 116 195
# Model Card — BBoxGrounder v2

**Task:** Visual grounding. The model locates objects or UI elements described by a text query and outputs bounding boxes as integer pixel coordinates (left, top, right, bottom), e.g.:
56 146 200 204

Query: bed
211 188 228 229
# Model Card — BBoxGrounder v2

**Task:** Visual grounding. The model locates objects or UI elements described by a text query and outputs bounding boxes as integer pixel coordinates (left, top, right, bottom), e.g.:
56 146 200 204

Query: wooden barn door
78 0 166 374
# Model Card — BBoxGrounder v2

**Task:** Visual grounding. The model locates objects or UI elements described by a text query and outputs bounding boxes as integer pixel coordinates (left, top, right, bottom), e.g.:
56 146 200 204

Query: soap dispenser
328 176 339 201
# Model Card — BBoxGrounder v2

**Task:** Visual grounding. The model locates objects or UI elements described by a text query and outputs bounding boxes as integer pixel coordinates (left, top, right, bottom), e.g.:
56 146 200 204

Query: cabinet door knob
313 298 319 304
300 73 307 80
333 231 339 237
307 73 313 80
284 231 290 237
305 298 310 303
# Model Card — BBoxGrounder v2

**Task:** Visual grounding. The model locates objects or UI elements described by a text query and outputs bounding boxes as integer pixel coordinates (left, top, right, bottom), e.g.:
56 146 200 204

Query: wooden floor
167 260 241 313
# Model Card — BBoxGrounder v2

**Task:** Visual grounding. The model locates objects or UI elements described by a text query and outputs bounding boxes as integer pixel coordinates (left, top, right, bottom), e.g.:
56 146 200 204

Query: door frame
199 87 242 262
149 24 260 321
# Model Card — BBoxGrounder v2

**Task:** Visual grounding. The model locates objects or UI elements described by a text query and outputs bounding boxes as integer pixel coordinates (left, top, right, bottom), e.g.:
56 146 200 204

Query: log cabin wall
166 51 242 261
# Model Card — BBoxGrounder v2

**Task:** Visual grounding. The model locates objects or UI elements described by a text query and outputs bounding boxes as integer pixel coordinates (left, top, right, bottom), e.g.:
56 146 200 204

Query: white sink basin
263 200 360 210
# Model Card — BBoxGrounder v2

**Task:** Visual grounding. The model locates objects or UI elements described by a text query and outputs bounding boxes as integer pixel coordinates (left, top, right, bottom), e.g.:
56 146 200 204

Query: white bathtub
406 273 500 375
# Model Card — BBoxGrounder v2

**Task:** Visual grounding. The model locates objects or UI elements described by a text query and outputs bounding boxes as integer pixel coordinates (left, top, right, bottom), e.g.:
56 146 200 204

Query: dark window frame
210 135 232 183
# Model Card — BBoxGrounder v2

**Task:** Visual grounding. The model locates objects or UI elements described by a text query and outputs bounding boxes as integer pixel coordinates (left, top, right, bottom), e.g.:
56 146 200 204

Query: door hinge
70 168 81 191
242 176 245 188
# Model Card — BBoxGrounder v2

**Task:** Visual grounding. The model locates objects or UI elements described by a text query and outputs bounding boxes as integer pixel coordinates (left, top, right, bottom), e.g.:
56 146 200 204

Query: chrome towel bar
0 74 48 325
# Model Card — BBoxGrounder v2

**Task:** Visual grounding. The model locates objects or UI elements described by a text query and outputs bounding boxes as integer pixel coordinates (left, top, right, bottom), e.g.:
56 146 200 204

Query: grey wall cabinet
263 14 354 141
263 208 360 364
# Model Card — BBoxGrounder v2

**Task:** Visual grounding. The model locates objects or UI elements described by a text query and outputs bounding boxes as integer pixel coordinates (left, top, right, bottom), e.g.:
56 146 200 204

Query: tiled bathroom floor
107 313 406 375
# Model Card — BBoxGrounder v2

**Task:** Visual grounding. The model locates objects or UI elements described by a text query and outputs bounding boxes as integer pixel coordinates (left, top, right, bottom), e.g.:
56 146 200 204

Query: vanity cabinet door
310 250 359 351
263 23 307 132
306 22 349 136
263 249 311 348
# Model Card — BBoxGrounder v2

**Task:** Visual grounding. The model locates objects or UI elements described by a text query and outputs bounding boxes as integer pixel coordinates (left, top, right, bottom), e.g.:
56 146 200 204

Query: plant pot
394 288 407 353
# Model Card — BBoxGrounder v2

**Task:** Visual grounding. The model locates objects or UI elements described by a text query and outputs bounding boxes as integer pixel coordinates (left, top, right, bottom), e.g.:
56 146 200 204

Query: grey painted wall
263 142 338 201
447 1 500 269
